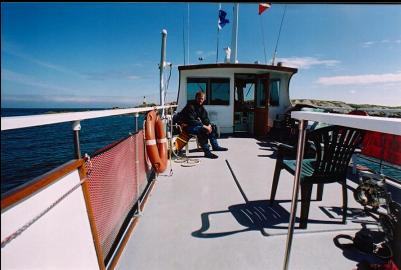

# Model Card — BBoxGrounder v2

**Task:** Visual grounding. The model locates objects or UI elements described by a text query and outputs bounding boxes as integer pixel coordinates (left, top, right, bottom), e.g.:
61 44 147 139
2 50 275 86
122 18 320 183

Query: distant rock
291 99 401 118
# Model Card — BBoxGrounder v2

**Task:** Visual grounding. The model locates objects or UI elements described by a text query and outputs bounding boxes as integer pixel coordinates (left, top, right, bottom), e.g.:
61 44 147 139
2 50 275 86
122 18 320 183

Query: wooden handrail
1 159 84 211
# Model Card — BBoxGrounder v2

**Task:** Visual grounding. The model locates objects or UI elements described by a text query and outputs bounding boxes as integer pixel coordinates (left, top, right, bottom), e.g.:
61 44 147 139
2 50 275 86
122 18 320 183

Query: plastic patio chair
269 125 365 229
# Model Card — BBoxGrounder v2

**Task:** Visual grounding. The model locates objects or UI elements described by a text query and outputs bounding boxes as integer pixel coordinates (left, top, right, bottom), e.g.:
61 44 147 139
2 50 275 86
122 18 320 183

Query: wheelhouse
176 63 297 137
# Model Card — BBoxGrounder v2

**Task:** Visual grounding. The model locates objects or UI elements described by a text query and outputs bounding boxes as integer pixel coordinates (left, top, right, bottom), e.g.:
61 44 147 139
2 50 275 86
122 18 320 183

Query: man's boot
202 144 218 159
209 128 228 151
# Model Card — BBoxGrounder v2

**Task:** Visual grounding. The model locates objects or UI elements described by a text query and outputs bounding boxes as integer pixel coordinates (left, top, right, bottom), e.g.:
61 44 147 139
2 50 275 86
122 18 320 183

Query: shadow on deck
192 200 367 239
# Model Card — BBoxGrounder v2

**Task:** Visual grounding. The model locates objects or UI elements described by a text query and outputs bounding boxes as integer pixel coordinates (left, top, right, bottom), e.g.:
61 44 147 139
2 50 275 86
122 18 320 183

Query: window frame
186 77 230 106
269 79 281 107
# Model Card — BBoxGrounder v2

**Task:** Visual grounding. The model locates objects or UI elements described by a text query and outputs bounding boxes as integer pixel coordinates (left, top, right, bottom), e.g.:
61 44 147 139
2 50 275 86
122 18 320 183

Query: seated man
179 90 228 159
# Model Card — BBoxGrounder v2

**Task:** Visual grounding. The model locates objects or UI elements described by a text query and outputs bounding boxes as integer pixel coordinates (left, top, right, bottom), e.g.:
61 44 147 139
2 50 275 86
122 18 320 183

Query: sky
1 3 401 108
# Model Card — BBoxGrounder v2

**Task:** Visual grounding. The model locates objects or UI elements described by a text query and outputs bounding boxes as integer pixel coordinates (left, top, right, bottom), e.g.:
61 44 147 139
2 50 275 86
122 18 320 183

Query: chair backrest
307 125 364 181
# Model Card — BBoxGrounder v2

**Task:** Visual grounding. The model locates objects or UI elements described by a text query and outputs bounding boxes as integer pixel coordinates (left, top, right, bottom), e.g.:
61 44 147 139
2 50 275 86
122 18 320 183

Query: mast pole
183 13 186 66
187 4 190 65
216 3 221 63
230 3 239 64
160 29 167 117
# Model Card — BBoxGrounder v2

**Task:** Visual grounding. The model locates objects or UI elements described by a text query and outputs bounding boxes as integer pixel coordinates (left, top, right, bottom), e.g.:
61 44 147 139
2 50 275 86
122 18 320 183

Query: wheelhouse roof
178 63 298 74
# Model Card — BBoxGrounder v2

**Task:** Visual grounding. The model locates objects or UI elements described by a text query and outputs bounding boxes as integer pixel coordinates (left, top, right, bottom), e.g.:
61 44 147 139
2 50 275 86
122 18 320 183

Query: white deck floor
117 136 382 270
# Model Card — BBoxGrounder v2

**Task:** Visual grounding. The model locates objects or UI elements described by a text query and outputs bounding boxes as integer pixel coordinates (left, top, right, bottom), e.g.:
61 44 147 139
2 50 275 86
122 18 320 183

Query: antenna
160 29 167 117
183 10 186 65
230 3 239 64
216 3 221 63
259 14 267 64
272 5 287 65
187 3 190 65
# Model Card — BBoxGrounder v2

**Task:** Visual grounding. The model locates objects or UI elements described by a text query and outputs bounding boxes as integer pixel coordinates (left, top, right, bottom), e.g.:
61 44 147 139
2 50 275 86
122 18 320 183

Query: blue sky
1 3 401 108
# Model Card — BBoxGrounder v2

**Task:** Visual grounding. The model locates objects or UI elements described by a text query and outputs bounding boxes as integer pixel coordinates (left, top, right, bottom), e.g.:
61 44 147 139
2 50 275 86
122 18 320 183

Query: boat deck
116 136 381 270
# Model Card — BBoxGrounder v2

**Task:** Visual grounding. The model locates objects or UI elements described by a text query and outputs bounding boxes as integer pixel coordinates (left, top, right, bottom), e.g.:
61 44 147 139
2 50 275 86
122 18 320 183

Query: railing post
134 132 142 217
283 119 307 270
135 112 139 132
72 121 81 159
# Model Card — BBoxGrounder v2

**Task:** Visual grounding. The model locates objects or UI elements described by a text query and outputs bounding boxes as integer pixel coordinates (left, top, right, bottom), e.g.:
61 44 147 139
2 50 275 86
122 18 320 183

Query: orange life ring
144 110 168 173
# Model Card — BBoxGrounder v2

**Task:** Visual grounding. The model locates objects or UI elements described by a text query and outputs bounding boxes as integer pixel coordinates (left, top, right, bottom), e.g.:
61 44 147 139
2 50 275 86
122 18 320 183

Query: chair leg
269 161 283 205
300 183 313 229
341 181 348 224
316 184 324 201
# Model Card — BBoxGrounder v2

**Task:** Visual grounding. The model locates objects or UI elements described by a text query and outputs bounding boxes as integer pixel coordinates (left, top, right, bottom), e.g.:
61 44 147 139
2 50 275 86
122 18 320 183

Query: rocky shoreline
291 99 401 118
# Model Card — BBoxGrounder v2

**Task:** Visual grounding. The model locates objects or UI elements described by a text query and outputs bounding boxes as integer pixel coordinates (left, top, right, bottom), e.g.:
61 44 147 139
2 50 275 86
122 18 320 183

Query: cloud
362 41 375 48
316 72 401 86
362 39 401 48
2 47 83 78
83 71 142 81
276 57 340 69
2 93 159 107
2 69 76 93
195 50 216 58
126 75 141 80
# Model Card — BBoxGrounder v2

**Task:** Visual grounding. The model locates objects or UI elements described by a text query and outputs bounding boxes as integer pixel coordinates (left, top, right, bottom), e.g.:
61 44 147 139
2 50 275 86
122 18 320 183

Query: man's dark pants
185 124 219 153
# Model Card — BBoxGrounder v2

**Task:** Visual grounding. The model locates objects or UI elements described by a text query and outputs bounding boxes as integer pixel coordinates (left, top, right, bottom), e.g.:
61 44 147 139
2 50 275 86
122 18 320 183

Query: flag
218 9 229 30
258 3 271 15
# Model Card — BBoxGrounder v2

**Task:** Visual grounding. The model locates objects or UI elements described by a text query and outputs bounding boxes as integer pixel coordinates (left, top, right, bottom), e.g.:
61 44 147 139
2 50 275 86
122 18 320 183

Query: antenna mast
183 12 186 65
187 3 190 65
230 3 239 64
216 3 221 63
160 29 167 117
272 5 287 65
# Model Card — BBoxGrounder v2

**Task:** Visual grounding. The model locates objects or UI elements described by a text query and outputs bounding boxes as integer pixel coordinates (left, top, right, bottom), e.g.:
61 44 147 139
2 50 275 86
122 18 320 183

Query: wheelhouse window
269 79 280 106
210 78 230 105
187 78 207 103
186 77 230 105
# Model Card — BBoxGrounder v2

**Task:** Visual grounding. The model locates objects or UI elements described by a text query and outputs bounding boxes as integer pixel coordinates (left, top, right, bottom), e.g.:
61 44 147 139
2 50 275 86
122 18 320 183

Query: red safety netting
361 132 401 166
348 110 401 166
84 130 151 259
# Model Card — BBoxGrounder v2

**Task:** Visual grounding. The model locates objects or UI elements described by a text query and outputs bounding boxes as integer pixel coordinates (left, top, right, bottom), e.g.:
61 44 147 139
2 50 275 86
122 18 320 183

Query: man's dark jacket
179 101 210 126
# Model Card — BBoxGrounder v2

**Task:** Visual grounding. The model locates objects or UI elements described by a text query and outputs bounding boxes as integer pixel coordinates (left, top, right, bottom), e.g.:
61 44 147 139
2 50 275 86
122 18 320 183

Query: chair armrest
277 140 316 160
276 143 296 160
277 143 295 152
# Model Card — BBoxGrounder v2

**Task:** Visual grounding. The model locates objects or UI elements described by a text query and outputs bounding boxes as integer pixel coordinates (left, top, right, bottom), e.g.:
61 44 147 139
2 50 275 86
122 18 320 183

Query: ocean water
1 108 144 195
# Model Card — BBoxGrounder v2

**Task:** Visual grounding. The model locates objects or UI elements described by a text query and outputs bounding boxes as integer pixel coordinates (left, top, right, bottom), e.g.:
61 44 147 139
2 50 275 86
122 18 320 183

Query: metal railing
282 111 401 270
1 105 177 159
1 105 176 131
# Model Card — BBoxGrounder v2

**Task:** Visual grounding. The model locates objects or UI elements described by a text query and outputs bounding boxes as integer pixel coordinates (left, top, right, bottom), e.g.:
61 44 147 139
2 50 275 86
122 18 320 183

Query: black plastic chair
269 125 365 229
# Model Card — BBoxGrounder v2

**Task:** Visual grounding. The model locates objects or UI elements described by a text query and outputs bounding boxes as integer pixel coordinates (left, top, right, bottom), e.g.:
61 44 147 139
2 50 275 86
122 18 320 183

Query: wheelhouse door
234 74 256 134
254 73 270 137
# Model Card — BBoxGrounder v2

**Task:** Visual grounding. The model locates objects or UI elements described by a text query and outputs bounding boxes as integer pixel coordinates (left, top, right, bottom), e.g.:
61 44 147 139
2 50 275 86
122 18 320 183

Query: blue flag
218 9 229 30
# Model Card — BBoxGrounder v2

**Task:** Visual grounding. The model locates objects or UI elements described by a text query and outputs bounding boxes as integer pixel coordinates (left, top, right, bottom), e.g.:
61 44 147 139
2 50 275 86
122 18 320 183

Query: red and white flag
258 3 271 15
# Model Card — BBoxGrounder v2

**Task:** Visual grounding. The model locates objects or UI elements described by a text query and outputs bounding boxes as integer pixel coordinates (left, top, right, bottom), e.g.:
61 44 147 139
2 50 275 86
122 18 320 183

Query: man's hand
203 124 212 134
